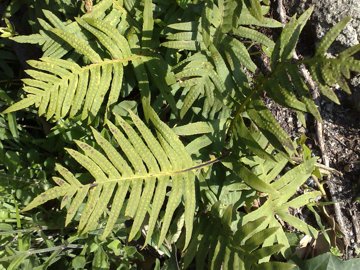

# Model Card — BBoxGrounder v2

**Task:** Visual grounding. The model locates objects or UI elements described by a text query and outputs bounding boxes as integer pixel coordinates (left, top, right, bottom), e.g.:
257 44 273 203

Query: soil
267 1 360 259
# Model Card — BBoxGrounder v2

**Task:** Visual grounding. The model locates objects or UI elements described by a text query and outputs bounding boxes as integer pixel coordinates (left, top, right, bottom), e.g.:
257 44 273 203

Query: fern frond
224 36 257 72
162 20 203 51
142 0 154 47
247 98 295 153
308 64 340 104
219 0 237 33
237 2 282 28
232 115 275 161
4 13 136 120
183 204 295 269
286 65 321 121
244 0 264 22
241 157 320 255
233 26 275 50
306 28 360 102
271 7 313 65
2 57 135 120
11 1 122 59
265 77 307 112
316 17 351 56
83 0 113 19
22 108 197 248
172 53 228 119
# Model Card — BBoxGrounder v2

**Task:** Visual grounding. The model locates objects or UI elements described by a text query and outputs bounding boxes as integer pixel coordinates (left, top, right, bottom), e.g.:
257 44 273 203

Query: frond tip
22 108 197 248
2 57 129 120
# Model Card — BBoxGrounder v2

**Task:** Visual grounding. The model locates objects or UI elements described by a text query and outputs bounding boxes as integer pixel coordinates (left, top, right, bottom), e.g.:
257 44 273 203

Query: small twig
316 163 343 177
277 0 287 25
349 209 360 244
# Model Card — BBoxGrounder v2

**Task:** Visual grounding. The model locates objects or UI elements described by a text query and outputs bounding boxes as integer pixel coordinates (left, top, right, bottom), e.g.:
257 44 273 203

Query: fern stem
181 155 227 172
84 55 142 69
85 157 224 188
0 244 83 262
228 77 265 136
0 226 51 235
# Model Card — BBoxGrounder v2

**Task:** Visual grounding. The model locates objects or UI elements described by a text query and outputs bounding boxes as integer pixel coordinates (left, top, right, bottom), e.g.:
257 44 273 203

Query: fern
2 0 360 268
307 17 360 104
22 108 197 247
239 157 320 255
183 204 295 269
4 14 133 120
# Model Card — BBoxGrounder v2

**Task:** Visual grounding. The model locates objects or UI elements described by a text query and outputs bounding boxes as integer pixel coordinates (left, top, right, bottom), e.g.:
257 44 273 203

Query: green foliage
1 0 359 268
293 252 360 270
183 204 295 270
23 108 196 248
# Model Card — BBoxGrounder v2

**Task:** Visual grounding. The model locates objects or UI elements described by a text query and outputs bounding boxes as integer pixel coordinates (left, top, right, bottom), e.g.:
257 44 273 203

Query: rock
299 0 360 49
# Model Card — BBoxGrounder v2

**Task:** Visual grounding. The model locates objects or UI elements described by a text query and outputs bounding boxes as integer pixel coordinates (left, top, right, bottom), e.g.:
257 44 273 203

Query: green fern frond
12 0 118 58
265 77 307 112
233 26 275 50
306 31 360 101
172 54 227 119
166 21 199 32
10 34 46 45
83 0 113 19
232 115 275 161
308 64 340 104
339 43 360 58
241 157 320 254
244 0 264 22
2 56 135 120
286 65 322 121
162 20 203 51
237 1 282 28
183 204 295 269
224 36 257 72
272 7 313 65
316 17 351 56
22 108 197 248
219 0 237 33
11 1 121 59
4 14 136 120
247 98 295 153
142 0 154 47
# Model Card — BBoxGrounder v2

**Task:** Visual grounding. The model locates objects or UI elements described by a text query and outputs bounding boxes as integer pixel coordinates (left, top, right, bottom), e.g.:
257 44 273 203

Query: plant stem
0 244 83 262
227 77 265 137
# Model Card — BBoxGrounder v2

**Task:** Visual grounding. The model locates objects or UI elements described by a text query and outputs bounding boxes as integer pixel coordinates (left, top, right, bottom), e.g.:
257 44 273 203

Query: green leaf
245 0 263 22
22 107 198 248
238 166 279 195
234 26 275 49
52 29 102 63
173 122 213 136
92 246 109 270
247 98 294 153
2 56 133 120
316 17 351 56
255 262 295 270
22 185 70 212
294 252 360 270
272 7 313 64
2 96 39 114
